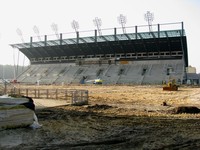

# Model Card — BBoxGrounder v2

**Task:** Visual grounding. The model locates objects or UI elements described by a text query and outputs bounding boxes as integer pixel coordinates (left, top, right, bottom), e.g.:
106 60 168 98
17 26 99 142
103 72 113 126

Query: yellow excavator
163 79 178 91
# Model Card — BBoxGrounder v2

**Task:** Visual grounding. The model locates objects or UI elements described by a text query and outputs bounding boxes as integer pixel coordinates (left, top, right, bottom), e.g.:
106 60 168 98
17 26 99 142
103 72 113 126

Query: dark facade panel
19 36 187 60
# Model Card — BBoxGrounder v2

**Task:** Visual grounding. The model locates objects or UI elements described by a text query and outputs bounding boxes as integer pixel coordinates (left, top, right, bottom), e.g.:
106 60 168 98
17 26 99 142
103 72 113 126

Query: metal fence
9 88 88 105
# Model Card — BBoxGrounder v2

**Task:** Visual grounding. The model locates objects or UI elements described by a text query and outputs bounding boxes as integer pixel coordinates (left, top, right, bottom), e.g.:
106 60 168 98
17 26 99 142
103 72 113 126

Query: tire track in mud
2 104 200 149
32 106 200 149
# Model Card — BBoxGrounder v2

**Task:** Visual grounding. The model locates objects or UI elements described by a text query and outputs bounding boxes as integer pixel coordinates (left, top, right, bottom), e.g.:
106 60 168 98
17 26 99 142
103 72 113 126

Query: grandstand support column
181 22 184 37
135 26 138 39
60 33 62 45
95 30 97 42
158 24 160 57
30 37 33 48
114 28 117 41
94 30 98 58
76 31 79 44
94 29 98 56
44 35 47 47
158 24 160 38
114 28 117 58
135 26 138 58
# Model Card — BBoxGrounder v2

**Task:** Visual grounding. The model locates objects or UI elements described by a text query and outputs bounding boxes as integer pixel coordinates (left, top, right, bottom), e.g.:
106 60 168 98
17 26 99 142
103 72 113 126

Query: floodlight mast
71 20 79 32
93 17 102 36
51 23 59 39
144 11 154 32
118 14 127 34
16 28 26 78
33 25 42 41
16 28 25 43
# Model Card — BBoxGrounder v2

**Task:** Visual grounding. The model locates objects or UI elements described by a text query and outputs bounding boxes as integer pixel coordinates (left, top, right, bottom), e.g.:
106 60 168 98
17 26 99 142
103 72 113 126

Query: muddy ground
1 85 200 149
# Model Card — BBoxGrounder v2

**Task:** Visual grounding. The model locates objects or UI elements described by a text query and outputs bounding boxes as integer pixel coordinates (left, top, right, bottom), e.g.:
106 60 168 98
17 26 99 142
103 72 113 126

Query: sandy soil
1 85 200 149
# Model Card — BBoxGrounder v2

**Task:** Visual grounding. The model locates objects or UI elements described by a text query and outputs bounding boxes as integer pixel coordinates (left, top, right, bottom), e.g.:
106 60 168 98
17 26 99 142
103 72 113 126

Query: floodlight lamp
144 11 154 22
71 20 79 31
118 14 127 24
93 17 102 27
51 23 58 32
16 28 22 36
33 25 39 34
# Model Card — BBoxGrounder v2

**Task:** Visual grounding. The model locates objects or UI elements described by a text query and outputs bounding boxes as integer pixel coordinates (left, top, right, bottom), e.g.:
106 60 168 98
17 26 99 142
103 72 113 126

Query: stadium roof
11 30 185 49
10 22 188 66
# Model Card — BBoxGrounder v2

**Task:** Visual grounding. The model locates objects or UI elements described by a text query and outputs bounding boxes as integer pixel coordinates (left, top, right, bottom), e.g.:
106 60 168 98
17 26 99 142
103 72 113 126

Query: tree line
0 65 28 80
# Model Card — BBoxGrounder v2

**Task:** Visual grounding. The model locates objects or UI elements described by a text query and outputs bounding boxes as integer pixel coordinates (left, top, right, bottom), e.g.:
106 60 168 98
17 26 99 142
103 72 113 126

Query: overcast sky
0 0 200 72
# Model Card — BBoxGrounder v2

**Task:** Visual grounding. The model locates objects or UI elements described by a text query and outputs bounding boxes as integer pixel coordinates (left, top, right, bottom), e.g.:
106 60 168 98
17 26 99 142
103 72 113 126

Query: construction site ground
1 85 200 149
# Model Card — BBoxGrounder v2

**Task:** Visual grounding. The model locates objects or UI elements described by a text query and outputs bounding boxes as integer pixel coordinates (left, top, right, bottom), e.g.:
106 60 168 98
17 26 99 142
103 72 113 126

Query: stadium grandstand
10 22 188 85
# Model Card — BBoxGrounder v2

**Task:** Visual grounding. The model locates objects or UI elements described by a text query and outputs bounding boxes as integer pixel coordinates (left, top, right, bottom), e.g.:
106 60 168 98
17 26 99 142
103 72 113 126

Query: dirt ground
1 85 200 149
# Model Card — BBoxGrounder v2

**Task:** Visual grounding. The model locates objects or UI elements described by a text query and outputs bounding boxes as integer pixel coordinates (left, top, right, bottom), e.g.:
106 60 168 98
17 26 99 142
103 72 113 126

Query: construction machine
163 79 178 91
93 78 103 84
85 78 103 84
